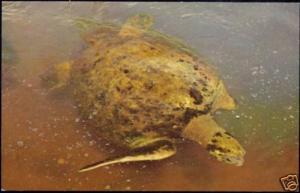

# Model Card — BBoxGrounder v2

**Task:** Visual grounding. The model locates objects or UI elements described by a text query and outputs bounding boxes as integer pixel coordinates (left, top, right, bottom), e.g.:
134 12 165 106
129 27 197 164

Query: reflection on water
2 2 299 191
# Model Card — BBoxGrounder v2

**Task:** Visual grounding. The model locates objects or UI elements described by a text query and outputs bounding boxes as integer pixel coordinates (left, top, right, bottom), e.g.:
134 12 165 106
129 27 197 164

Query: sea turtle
41 13 246 173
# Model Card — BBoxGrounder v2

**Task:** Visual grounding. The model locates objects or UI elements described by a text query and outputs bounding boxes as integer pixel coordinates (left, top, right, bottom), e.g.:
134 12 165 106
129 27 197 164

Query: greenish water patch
214 97 299 153
2 38 18 64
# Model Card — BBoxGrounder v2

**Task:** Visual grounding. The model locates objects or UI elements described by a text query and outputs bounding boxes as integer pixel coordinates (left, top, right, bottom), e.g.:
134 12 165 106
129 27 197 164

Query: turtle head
206 131 245 166
182 115 245 166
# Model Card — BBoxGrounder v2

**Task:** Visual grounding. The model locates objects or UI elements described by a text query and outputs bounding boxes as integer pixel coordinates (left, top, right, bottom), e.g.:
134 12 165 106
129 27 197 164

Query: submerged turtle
41 13 245 173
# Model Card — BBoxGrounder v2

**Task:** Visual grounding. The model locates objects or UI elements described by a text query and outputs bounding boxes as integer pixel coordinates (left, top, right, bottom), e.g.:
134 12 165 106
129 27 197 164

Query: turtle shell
68 19 224 148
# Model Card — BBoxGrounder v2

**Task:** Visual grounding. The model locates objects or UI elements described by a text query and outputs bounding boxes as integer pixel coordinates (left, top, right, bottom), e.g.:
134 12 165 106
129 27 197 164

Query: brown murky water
2 2 299 191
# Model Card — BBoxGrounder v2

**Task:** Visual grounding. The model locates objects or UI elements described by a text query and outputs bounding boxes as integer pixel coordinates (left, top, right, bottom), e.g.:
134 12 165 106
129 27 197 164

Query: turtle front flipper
119 13 154 38
78 137 176 173
40 61 72 92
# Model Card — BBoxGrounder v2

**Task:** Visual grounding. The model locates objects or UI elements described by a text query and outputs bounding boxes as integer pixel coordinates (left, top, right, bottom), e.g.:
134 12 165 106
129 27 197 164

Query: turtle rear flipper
78 137 176 173
73 17 103 35
119 13 154 38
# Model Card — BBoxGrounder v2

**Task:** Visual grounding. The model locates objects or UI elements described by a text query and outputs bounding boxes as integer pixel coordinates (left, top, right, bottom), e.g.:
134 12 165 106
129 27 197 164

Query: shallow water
2 2 299 191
